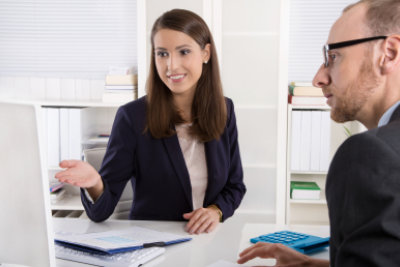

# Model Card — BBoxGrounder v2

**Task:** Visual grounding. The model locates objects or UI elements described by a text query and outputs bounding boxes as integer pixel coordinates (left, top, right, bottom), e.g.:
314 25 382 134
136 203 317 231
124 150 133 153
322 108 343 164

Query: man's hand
237 242 329 267
183 207 220 234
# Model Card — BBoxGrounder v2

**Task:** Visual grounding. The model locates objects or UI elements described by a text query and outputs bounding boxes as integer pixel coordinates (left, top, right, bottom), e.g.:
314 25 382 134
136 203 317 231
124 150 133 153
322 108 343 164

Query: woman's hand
55 160 104 200
183 207 220 234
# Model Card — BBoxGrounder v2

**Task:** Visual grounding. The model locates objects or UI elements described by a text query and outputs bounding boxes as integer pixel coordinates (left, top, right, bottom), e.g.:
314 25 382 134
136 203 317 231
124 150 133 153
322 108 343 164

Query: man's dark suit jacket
81 96 246 222
327 105 400 266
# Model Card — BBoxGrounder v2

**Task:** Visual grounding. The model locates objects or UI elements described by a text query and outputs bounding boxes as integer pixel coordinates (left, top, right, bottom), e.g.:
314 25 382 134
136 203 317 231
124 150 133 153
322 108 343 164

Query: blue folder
55 237 191 255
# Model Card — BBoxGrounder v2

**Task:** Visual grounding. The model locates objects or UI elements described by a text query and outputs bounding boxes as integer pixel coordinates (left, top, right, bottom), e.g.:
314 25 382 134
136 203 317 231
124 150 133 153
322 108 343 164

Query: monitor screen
0 102 55 267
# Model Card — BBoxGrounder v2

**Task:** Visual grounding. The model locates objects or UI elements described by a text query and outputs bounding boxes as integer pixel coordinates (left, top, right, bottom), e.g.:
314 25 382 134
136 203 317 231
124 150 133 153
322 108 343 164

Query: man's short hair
344 0 400 36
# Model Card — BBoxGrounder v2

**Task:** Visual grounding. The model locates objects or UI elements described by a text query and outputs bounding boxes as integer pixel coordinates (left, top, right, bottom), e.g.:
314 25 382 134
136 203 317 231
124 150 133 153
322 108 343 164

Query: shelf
82 137 109 145
290 199 327 205
41 101 127 108
290 105 330 110
3 98 130 108
290 171 327 175
51 194 84 210
52 210 84 218
286 104 340 225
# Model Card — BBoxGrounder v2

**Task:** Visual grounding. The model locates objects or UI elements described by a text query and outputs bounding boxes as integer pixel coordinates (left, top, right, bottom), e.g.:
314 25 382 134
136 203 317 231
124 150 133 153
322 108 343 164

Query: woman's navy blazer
81 96 246 222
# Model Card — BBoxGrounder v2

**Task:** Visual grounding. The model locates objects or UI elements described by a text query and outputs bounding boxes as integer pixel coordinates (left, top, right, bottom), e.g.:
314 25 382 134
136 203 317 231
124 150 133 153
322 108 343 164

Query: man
238 0 400 266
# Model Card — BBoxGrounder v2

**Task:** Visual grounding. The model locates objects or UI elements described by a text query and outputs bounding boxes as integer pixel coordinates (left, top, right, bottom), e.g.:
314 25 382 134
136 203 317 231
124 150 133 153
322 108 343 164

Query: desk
54 216 329 267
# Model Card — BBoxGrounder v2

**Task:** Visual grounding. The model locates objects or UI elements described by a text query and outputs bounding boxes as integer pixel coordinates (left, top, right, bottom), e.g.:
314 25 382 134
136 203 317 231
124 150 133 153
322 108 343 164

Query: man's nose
312 64 331 88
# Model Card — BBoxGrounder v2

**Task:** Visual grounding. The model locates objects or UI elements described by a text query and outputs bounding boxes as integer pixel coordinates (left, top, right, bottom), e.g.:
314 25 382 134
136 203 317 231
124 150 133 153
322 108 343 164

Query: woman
55 9 246 234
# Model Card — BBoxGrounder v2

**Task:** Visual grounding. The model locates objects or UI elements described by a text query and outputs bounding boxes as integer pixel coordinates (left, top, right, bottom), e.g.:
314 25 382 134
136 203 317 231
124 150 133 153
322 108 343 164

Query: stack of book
288 82 327 107
290 181 321 200
103 67 138 103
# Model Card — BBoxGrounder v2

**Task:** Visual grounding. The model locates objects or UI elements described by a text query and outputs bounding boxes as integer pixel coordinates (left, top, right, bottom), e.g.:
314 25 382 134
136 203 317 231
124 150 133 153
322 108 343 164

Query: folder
299 111 312 171
54 226 191 255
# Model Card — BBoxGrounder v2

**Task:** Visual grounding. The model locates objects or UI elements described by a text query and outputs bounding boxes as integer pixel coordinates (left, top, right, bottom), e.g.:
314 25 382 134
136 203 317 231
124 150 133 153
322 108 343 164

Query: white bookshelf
286 104 366 224
0 0 145 216
39 101 124 212
51 193 84 211
290 199 327 205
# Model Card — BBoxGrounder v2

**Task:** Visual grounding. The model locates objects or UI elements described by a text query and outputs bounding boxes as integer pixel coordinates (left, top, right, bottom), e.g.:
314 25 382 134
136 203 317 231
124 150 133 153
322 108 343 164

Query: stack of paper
103 66 138 103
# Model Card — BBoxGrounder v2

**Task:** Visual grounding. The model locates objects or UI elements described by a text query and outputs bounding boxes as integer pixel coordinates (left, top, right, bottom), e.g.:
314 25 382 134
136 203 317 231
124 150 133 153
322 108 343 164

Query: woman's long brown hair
146 9 227 142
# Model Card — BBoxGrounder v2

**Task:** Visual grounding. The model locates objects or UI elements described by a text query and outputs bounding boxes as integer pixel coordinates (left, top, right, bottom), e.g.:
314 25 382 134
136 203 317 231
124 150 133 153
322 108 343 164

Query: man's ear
380 35 400 74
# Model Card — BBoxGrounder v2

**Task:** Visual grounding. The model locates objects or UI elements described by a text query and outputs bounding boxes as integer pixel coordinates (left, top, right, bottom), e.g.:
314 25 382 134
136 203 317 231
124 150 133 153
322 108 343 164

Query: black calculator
250 230 329 254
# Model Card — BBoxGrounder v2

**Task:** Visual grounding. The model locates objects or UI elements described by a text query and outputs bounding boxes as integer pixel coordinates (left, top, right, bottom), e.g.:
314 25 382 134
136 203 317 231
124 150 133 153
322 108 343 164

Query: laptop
0 101 56 267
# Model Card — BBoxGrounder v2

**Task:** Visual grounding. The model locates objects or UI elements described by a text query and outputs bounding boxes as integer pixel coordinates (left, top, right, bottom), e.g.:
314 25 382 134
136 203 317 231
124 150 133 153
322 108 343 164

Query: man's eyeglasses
323 36 387 67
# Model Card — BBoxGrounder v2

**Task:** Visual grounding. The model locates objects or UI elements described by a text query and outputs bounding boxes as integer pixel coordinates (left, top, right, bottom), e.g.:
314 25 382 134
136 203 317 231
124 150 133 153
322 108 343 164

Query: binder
290 110 301 171
46 108 60 167
310 111 322 171
59 108 69 161
68 108 82 160
319 111 331 171
299 111 312 171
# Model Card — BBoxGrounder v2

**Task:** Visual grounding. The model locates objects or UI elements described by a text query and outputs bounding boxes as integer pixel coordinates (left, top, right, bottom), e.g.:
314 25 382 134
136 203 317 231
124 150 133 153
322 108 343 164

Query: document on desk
55 226 191 255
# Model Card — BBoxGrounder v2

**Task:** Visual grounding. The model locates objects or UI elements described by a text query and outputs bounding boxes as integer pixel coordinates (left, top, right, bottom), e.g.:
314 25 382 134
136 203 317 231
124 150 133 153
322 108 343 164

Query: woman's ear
202 43 211 63
381 35 400 74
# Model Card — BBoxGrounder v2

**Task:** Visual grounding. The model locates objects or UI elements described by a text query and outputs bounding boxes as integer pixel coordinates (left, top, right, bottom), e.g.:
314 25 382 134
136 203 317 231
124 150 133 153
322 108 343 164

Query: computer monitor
0 101 55 267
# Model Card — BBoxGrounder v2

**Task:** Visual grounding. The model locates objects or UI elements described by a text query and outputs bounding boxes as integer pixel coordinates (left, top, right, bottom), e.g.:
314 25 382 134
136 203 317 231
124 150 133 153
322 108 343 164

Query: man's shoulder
342 121 400 148
331 123 400 168
367 120 400 155
327 124 400 199
375 119 400 138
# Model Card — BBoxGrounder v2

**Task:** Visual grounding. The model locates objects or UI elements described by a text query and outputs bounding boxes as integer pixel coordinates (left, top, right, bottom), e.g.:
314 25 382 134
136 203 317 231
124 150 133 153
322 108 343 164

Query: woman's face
153 29 210 99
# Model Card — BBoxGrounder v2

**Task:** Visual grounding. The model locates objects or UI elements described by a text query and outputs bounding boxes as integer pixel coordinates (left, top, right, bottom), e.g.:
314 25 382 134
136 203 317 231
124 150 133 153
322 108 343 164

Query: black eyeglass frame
323 36 387 67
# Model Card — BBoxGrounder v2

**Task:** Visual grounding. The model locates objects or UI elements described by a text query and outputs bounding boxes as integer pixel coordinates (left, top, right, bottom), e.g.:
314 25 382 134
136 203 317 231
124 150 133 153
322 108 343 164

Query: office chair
83 147 133 220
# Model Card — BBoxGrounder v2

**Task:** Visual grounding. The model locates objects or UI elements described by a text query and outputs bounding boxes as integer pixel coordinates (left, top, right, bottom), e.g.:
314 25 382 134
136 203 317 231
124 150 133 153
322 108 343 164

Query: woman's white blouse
176 123 208 211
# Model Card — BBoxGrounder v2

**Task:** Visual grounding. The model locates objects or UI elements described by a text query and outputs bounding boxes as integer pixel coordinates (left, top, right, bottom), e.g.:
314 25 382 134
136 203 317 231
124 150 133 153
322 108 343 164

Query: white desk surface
54 216 329 267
